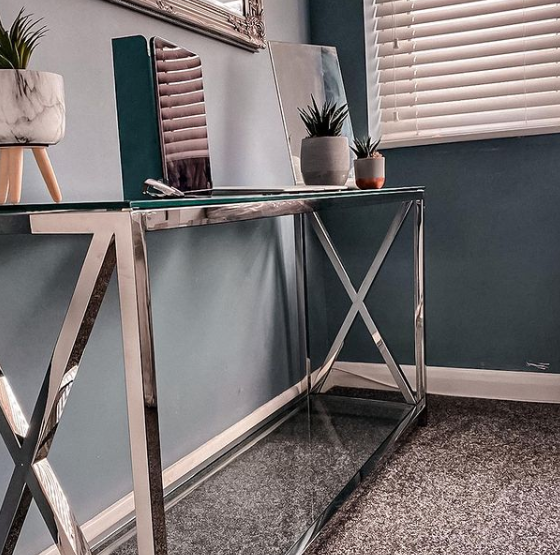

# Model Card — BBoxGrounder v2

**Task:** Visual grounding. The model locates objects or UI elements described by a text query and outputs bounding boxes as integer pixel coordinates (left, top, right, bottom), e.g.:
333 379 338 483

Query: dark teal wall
309 2 560 373
320 134 560 373
309 0 368 138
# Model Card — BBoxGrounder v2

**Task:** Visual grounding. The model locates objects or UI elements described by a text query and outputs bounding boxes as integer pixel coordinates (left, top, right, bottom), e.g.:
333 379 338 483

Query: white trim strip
328 362 560 404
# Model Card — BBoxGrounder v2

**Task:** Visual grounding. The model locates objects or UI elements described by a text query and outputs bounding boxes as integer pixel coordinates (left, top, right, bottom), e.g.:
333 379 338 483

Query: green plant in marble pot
298 95 350 187
0 8 64 204
351 136 385 190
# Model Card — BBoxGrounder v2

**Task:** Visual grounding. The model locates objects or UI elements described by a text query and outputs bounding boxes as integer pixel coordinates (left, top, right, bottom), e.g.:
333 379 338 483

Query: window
365 0 560 147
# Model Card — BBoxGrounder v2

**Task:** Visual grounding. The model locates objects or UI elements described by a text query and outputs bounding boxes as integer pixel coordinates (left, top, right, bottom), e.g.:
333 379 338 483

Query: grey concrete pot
301 136 350 187
0 70 65 145
354 155 385 189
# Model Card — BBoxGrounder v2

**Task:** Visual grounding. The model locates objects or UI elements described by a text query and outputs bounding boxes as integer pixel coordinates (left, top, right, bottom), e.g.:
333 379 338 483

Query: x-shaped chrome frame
0 232 116 555
293 200 426 412
306 201 424 404
0 212 167 555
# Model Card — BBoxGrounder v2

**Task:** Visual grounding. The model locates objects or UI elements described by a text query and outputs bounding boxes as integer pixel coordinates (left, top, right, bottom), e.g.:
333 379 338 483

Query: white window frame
365 0 560 149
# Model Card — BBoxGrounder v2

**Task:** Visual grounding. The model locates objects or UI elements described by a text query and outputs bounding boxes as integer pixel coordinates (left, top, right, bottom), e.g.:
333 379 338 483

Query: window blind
366 0 560 147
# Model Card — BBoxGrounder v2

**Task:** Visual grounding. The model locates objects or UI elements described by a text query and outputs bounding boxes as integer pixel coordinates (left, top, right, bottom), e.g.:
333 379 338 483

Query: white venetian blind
367 0 560 147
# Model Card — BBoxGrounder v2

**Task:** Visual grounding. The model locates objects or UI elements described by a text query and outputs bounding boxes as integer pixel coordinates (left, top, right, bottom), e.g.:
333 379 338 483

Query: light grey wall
3 0 300 203
0 0 309 553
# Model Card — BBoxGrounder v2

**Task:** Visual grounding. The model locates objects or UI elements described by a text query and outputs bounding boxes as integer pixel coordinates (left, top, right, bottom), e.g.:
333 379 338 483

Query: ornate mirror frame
105 0 266 51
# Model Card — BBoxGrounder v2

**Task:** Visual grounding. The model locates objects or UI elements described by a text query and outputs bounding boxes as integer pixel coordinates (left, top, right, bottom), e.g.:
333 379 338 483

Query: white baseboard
329 362 560 404
39 362 560 554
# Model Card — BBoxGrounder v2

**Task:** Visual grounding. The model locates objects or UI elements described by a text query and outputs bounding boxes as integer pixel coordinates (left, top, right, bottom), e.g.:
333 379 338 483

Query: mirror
151 37 212 192
105 0 266 51
204 0 243 15
270 42 355 186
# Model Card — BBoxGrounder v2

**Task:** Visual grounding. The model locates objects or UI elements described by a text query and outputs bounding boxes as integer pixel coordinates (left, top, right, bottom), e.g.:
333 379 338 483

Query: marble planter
354 155 385 189
301 136 350 187
0 70 65 146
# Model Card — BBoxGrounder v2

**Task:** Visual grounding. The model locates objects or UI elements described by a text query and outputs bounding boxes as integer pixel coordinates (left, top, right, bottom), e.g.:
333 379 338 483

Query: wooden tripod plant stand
0 147 62 204
0 69 66 205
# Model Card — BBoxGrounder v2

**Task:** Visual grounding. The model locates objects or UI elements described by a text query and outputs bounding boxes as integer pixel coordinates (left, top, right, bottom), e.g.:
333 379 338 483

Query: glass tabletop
130 186 424 210
0 187 424 214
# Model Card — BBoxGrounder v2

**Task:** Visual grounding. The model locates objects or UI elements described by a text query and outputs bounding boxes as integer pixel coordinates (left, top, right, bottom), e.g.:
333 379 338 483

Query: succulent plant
351 136 381 159
0 8 47 70
298 95 349 138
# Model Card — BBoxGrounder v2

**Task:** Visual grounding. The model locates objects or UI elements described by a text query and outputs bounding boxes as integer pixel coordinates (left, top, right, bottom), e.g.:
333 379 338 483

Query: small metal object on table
0 187 426 555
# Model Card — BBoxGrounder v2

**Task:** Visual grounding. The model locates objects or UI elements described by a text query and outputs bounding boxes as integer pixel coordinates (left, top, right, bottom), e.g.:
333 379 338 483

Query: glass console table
0 187 426 555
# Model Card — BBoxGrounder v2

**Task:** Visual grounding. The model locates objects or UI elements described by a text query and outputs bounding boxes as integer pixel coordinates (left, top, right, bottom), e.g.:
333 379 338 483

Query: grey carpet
109 395 409 555
108 394 560 555
306 395 560 555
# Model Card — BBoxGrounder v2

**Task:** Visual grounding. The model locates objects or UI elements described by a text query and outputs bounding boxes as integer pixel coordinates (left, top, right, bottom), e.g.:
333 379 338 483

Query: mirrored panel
270 42 355 186
152 37 212 192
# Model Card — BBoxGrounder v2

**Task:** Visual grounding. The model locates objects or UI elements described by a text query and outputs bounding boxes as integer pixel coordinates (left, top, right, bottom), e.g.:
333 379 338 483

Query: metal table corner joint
0 187 426 555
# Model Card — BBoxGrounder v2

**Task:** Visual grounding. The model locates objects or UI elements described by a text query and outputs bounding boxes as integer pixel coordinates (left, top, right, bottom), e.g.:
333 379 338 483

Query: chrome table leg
294 214 310 394
115 212 167 555
23 211 168 555
414 199 427 424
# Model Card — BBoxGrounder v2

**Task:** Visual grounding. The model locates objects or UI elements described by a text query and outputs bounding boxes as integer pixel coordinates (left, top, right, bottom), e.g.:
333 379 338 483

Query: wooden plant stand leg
0 149 10 204
33 148 62 203
8 147 23 204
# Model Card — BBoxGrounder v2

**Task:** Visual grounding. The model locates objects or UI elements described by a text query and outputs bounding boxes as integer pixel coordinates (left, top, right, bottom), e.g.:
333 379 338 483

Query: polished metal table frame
0 187 425 555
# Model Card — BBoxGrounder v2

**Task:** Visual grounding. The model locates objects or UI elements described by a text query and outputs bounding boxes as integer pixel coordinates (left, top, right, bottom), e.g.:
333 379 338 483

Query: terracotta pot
0 70 65 146
301 136 350 187
354 155 385 189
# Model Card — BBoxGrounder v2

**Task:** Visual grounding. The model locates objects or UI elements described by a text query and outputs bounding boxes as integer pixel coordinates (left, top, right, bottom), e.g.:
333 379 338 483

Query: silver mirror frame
105 0 266 51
